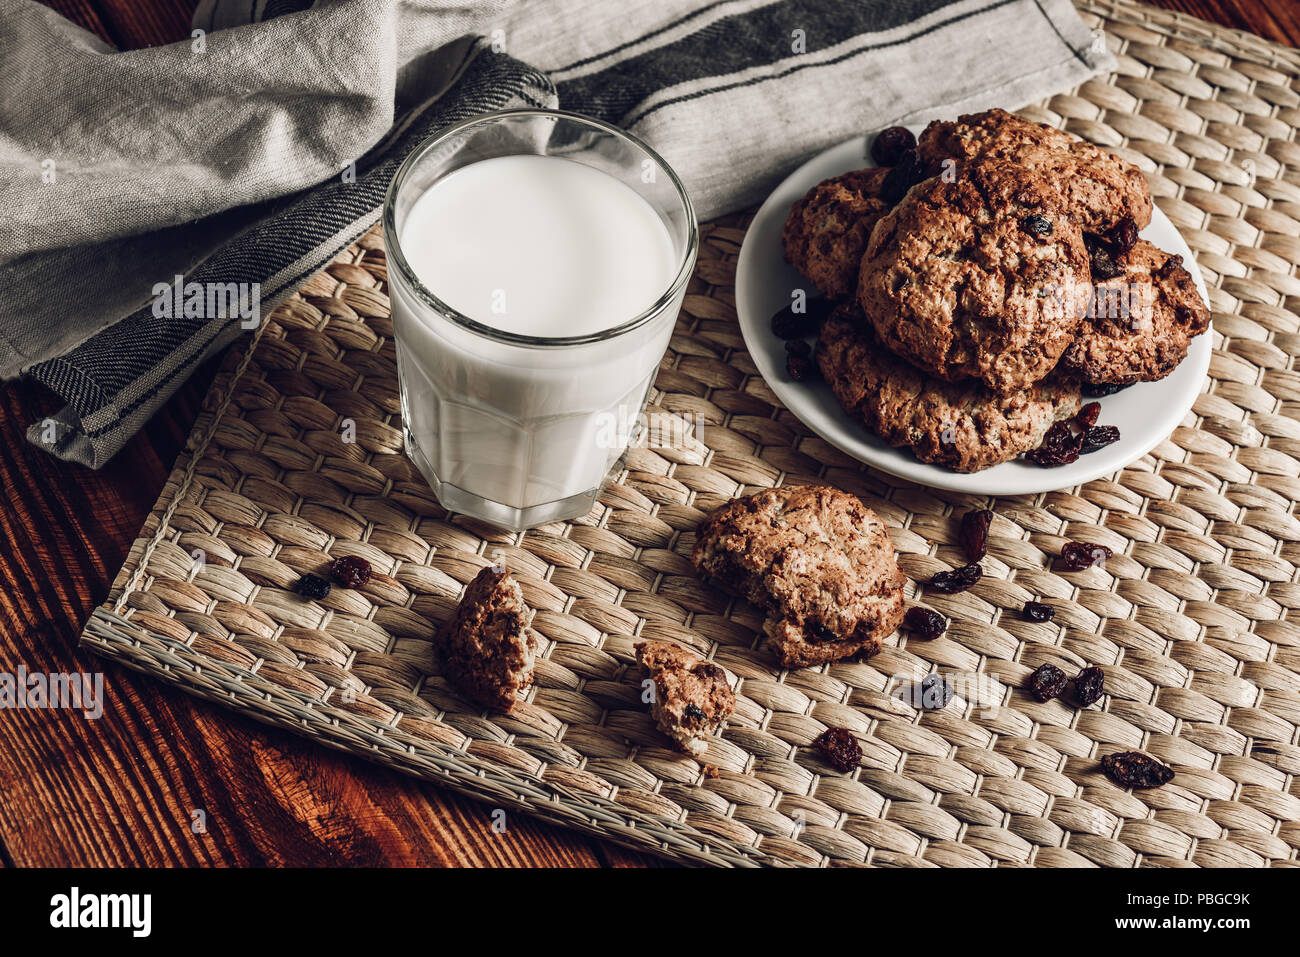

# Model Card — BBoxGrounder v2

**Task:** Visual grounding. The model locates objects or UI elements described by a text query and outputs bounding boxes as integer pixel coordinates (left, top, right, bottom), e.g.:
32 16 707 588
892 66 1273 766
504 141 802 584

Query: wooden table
4 0 1295 868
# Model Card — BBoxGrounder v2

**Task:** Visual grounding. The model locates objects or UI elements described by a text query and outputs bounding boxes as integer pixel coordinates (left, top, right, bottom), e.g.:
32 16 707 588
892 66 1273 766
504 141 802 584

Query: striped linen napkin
1 0 1112 467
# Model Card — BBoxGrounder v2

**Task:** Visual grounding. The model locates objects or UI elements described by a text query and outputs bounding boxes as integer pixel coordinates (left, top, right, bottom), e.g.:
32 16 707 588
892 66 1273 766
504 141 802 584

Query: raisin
1027 663 1068 702
870 126 916 167
1076 401 1101 428
1083 381 1128 398
683 702 706 724
784 338 810 356
917 674 953 710
1106 215 1139 256
959 508 994 562
770 298 831 339
330 555 372 589
1074 665 1105 706
1155 253 1184 280
1085 236 1123 279
904 606 948 639
1101 750 1175 789
295 573 331 600
1080 425 1121 454
809 622 838 642
786 354 818 382
1022 214 1053 237
1027 420 1082 467
929 563 982 594
1060 541 1112 571
813 727 862 772
1023 601 1055 623
880 148 927 204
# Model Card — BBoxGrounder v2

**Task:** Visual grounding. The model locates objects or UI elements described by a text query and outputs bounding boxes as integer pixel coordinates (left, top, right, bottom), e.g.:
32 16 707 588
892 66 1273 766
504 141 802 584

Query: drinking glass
384 109 698 530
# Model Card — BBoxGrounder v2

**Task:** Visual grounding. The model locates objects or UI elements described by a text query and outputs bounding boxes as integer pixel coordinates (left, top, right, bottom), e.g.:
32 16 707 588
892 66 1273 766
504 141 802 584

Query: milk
389 153 687 527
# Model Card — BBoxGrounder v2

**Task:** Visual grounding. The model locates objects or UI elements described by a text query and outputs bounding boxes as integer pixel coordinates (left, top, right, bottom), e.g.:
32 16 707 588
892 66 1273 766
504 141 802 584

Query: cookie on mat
635 640 735 756
916 108 1152 234
1061 239 1210 385
782 167 891 300
439 564 539 713
818 307 1082 472
691 485 906 668
858 155 1093 394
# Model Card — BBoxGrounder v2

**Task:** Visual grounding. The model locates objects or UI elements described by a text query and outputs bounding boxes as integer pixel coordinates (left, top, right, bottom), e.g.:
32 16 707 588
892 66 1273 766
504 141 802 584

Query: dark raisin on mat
1106 215 1140 256
917 674 954 710
1076 401 1101 428
959 508 994 562
880 148 927 204
1083 381 1128 398
929 563 982 594
1023 601 1055 623
784 338 810 356
1027 663 1068 702
1081 425 1121 454
1060 541 1113 571
786 354 818 382
1021 214 1054 237
1085 236 1123 280
1074 665 1106 706
1101 750 1175 789
295 573 331 600
813 727 863 772
330 555 373 589
1027 420 1083 467
904 606 948 639
870 126 916 167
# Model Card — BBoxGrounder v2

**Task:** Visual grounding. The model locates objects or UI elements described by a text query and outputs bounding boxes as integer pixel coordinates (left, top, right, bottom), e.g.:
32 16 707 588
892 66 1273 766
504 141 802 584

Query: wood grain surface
4 0 1295 868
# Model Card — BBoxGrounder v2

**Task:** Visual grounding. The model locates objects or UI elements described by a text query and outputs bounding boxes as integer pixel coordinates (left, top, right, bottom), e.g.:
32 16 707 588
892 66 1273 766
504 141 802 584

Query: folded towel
1 0 1112 466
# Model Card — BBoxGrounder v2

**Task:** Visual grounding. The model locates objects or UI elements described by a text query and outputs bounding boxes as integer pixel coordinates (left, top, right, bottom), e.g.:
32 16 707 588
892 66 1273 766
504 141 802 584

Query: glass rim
382 107 699 348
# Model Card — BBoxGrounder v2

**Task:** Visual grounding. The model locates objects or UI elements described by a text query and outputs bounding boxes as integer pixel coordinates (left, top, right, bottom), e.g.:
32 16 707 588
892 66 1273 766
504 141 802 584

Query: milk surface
391 154 684 521
401 155 676 337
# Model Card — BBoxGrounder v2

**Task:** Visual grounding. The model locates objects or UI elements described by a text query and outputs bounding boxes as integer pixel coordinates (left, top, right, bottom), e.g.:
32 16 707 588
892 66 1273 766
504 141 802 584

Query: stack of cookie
781 109 1210 473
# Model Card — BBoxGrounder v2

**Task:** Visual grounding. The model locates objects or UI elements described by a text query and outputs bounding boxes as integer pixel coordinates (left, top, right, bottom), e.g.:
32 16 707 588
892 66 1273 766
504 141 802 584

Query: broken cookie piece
635 640 735 756
691 485 906 667
439 565 539 713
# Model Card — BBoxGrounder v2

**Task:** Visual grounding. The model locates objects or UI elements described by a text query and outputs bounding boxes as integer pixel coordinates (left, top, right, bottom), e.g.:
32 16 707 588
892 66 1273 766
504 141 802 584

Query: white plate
735 131 1213 496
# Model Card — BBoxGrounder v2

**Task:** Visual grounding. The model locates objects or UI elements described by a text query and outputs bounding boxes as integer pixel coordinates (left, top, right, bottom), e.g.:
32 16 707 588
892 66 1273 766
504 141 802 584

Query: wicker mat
83 0 1300 867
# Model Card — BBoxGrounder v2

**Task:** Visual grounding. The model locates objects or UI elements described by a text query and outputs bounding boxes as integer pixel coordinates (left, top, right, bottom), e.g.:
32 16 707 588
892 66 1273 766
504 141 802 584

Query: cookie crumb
439 565 538 713
636 640 735 756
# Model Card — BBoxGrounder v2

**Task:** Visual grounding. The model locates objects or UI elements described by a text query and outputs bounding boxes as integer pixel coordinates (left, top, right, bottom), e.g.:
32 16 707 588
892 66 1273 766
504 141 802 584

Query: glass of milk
384 109 698 530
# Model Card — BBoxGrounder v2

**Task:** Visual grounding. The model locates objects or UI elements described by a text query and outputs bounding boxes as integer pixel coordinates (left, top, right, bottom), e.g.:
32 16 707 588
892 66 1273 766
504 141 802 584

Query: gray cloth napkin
0 0 1113 467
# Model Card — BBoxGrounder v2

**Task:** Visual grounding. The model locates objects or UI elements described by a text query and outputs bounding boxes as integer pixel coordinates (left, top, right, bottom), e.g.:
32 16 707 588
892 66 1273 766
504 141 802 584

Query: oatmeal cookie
635 640 735 755
691 485 906 668
818 307 1082 472
857 156 1093 394
439 565 539 713
916 108 1152 233
782 167 891 300
1061 239 1210 384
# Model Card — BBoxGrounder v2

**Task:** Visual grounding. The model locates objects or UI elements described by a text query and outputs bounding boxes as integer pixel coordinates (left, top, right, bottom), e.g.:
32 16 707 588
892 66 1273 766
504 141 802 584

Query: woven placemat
82 0 1300 867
